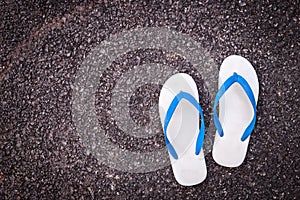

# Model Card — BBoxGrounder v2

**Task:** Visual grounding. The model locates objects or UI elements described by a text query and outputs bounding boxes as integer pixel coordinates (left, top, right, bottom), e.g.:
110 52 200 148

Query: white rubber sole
212 55 259 167
159 73 207 186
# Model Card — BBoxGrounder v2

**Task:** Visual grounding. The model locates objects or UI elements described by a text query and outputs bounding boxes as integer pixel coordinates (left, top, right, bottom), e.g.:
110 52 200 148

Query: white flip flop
212 55 259 167
159 73 207 186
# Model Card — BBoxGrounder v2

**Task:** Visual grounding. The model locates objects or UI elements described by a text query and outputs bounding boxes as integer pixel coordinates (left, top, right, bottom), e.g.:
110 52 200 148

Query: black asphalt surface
1 0 299 199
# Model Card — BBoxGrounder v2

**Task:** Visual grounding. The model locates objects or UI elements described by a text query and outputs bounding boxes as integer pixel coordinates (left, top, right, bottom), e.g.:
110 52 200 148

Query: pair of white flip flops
159 55 259 186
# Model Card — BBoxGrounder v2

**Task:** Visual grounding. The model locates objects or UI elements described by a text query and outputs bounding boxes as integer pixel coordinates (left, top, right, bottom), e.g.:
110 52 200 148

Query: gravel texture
1 0 299 199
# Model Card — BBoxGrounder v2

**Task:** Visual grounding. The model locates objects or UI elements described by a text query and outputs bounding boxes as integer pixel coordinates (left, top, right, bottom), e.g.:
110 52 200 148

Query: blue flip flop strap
213 72 257 141
164 91 205 160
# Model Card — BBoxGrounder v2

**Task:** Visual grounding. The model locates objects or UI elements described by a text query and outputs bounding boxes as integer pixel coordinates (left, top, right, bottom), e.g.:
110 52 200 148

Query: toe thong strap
164 91 205 160
213 72 257 141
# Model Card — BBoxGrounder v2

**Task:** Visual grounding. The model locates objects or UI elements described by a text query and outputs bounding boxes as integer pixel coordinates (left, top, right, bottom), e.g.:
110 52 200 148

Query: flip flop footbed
159 73 207 186
212 55 259 167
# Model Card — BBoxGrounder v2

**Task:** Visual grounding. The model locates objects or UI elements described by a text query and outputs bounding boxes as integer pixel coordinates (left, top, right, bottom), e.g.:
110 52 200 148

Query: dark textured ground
1 0 299 199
